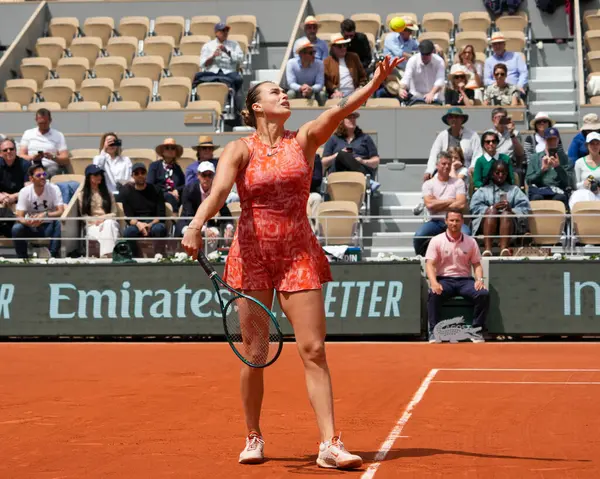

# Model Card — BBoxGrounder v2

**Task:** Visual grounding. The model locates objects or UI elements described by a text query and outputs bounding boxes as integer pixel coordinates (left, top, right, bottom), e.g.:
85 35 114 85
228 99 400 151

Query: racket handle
197 249 216 276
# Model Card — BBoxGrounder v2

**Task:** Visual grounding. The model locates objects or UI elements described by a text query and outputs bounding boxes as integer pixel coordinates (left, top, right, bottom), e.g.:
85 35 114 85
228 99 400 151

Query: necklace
266 144 280 157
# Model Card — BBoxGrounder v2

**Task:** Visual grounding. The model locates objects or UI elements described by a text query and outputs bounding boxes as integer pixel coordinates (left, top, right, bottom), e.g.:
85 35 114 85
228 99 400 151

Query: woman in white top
455 44 483 88
570 132 600 209
92 132 132 197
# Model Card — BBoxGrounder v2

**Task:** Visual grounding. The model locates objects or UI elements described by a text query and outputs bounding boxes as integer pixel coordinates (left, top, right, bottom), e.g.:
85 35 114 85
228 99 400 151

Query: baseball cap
586 131 600 143
214 22 230 32
132 162 147 173
543 127 560 139
198 161 216 174
418 40 435 55
84 164 104 176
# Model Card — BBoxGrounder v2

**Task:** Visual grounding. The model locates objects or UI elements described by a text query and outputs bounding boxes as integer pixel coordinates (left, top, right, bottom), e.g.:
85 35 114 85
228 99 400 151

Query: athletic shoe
239 432 264 464
470 331 485 343
317 435 363 469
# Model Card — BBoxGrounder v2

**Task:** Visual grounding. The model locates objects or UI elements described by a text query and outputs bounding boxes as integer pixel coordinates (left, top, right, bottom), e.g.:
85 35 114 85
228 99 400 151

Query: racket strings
225 296 281 367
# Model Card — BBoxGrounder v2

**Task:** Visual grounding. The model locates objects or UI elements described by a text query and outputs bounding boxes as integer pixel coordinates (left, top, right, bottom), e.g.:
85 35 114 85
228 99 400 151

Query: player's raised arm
297 56 402 151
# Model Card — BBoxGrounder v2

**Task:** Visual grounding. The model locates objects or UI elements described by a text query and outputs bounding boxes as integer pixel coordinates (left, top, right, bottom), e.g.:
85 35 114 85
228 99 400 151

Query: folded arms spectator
324 34 367 99
286 40 327 105
293 16 329 61
399 40 445 105
93 132 132 197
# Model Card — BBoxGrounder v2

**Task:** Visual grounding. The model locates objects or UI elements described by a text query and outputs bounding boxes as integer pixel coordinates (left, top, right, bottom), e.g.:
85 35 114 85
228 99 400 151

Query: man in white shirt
399 40 445 106
18 108 69 177
12 163 65 258
196 22 245 113
293 16 329 61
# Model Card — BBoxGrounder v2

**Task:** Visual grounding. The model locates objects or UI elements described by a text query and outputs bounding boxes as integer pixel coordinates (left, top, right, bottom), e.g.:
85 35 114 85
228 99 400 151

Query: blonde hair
99 132 121 155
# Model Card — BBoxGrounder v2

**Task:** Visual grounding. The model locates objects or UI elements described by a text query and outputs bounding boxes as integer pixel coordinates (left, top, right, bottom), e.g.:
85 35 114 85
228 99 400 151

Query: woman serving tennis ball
182 55 402 469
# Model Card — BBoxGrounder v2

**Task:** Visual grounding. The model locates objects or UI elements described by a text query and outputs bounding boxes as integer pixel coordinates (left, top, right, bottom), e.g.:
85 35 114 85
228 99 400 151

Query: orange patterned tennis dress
223 130 332 292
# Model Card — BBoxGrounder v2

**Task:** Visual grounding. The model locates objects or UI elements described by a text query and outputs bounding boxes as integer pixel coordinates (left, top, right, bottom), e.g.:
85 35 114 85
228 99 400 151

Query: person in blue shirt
568 113 600 166
483 32 528 94
184 135 219 186
286 40 327 105
293 16 329 61
383 17 419 69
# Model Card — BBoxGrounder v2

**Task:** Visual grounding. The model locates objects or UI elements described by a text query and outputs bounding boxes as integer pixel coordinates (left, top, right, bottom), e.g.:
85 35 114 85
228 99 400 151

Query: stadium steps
377 164 424 193
380 191 422 207
528 66 578 127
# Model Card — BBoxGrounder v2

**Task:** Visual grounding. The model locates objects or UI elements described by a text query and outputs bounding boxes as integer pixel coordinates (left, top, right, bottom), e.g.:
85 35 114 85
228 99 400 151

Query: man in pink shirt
425 209 489 342
414 151 469 256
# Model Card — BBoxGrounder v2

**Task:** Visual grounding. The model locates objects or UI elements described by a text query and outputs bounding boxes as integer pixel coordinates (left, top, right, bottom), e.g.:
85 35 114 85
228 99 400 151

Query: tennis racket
197 250 284 368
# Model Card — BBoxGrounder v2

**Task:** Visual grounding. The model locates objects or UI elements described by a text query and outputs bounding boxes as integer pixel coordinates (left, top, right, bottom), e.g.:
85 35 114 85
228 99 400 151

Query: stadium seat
288 98 321 108
0 101 23 112
455 31 488 53
195 82 229 109
107 100 142 110
121 148 156 168
179 35 211 56
226 15 257 45
143 35 175 64
422 12 454 34
131 55 165 81
49 17 80 47
326 172 366 208
158 76 191 107
35 37 66 68
94 56 127 86
186 99 222 115
230 34 249 56
4 79 38 106
180 148 196 170
458 11 491 32
503 31 526 52
169 55 200 80
80 78 114 106
69 36 103 67
51 174 85 185
365 98 400 108
584 10 600 31
315 14 345 35
495 12 528 33
70 150 98 174
189 15 220 37
587 51 600 73
317 200 359 245
106 36 138 69
118 16 150 41
350 13 381 39
147 100 181 110
67 101 102 111
20 57 52 90
227 201 242 219
365 32 376 51
527 200 566 245
118 77 153 107
28 101 61 112
55 57 90 89
385 13 418 30
590 95 600 105
83 17 115 47
418 32 450 52
154 16 185 47
585 31 600 53
40 78 75 108
572 201 600 245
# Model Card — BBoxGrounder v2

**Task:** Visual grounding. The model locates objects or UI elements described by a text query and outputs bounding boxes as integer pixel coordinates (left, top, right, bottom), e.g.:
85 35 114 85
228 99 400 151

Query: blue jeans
55 181 80 204
123 223 167 256
413 220 471 256
12 221 62 258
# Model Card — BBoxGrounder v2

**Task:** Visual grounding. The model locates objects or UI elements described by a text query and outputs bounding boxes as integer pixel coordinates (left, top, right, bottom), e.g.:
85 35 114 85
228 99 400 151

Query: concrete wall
0 3 41 48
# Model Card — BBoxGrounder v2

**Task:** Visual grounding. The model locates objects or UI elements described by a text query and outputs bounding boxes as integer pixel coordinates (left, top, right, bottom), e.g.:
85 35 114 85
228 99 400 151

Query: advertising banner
0 262 422 337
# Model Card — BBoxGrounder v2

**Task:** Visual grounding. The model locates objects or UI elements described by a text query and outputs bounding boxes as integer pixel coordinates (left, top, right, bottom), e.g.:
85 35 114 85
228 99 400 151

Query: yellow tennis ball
389 17 406 33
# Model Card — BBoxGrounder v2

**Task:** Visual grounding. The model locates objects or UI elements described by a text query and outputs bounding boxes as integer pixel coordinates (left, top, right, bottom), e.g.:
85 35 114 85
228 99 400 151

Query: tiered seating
584 10 600 102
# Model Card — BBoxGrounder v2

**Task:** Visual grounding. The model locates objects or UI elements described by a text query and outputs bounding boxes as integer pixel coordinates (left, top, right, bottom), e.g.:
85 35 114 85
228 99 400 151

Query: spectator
399 40 445 106
568 113 600 166
448 146 469 182
92 132 132 197
78 164 119 257
148 138 185 211
0 138 31 238
185 135 219 185
286 40 327 106
308 153 324 234
472 131 514 189
196 22 245 113
470 159 531 256
12 163 64 259
483 63 524 106
322 112 379 184
489 107 525 166
425 107 481 180
455 44 483 89
293 16 329 61
524 113 564 167
484 32 528 95
18 108 69 177
445 64 475 106
569 132 600 209
382 17 419 69
414 152 469 256
525 127 570 205
341 19 372 73
175 162 234 254
120 163 168 256
425 209 488 343
324 34 367 99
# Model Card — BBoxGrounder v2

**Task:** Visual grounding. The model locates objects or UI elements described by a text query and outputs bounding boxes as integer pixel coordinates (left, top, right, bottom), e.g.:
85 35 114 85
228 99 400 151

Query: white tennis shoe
317 434 363 469
239 432 265 464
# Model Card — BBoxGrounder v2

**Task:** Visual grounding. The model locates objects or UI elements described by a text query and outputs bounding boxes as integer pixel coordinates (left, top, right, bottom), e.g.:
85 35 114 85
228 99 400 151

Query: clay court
1 342 599 478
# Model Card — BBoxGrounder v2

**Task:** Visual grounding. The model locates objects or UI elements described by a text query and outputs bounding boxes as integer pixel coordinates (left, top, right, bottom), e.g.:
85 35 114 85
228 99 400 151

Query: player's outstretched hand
372 55 404 88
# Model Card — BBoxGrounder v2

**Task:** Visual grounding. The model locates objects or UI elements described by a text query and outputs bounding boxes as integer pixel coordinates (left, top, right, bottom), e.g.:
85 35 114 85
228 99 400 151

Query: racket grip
197 249 216 276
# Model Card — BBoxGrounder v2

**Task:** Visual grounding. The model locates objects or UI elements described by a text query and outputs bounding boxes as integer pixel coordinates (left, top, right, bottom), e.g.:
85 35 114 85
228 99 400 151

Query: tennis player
182 55 401 469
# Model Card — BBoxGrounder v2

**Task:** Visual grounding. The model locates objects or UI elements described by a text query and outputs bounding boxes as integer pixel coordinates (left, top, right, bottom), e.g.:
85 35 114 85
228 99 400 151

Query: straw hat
490 32 506 44
449 63 469 82
581 113 600 131
295 39 315 54
155 138 183 157
304 16 318 26
529 112 555 129
383 74 403 97
330 33 351 46
192 135 220 151
403 18 419 32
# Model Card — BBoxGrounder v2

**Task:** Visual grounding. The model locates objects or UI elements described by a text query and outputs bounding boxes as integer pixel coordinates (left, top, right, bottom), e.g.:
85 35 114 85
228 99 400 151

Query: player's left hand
372 55 404 88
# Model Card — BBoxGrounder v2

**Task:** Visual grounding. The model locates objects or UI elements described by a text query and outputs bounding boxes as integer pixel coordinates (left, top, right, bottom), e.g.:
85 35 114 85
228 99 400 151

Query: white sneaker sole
239 455 264 465
316 457 363 469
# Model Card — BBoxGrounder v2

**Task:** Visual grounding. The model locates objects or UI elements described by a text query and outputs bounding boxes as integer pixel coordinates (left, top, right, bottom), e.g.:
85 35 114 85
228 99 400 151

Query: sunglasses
34 172 47 178
301 50 316 55
494 72 506 77
453 75 466 79
333 44 347 48
163 145 177 151
200 172 215 178
484 139 499 145
2 147 15 153
133 170 146 176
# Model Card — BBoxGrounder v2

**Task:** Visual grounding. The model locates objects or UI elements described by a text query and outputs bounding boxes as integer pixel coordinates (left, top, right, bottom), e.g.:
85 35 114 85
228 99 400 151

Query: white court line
360 368 438 479
432 380 600 385
438 368 600 372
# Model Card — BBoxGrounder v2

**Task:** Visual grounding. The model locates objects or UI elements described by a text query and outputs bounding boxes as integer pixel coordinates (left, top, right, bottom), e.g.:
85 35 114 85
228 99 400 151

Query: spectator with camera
569 132 600 209
489 108 524 167
524 113 565 168
525 127 570 206
93 132 132 198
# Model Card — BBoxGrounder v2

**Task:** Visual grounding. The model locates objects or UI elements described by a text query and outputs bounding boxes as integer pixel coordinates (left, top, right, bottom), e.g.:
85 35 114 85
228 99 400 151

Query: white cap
586 132 600 143
198 161 216 174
